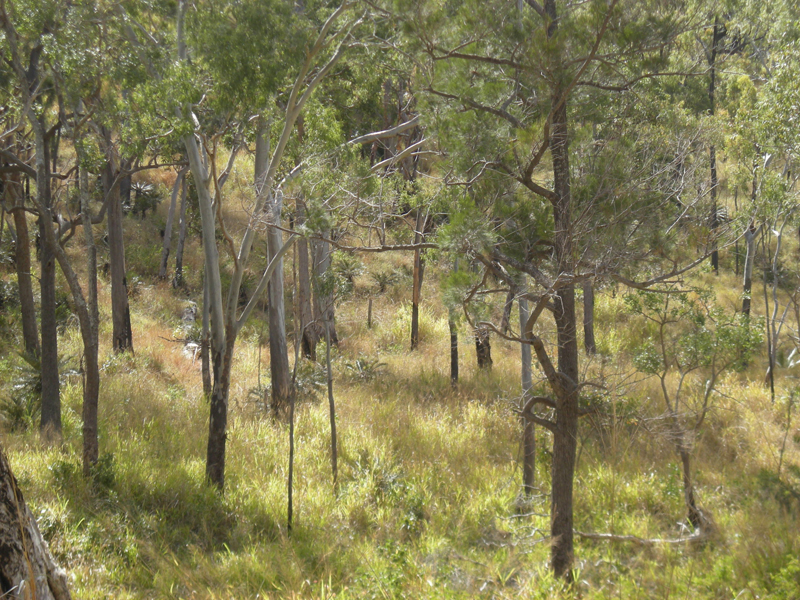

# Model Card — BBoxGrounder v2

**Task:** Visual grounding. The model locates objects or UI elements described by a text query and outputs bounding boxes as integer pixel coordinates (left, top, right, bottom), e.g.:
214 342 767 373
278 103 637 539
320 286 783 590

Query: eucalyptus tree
0 0 109 467
119 0 363 487
0 134 39 360
0 0 66 437
398 0 716 577
726 45 800 396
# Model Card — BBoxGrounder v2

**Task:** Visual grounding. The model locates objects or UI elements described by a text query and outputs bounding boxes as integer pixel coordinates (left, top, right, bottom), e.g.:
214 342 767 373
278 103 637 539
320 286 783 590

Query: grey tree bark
256 124 292 417
707 16 723 273
583 280 596 355
36 126 60 437
296 198 317 360
172 174 189 288
9 169 40 358
102 133 133 353
410 210 426 350
312 235 338 346
0 444 71 600
159 167 186 279
171 0 349 487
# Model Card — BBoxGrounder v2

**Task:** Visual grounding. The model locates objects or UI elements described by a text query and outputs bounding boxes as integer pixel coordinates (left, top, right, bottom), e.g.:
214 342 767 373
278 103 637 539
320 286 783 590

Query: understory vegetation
1 210 799 598
1 0 799 597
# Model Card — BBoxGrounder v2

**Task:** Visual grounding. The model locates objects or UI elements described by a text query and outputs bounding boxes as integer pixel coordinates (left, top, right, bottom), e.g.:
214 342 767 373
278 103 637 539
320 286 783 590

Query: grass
1 200 799 599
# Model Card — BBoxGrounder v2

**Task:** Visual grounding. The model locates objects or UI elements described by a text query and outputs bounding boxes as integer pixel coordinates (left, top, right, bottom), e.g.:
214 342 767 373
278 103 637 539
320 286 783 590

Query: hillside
1 191 798 599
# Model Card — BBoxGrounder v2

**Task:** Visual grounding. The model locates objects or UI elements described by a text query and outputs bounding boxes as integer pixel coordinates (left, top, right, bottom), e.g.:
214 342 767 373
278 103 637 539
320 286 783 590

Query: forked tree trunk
583 280 596 355
10 171 40 358
103 149 133 353
172 174 189 288
159 167 186 279
475 326 493 370
0 445 72 600
520 293 535 496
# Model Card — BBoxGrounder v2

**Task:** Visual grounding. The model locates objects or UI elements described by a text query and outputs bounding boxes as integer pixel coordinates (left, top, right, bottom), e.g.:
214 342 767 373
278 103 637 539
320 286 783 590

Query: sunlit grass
0 205 799 599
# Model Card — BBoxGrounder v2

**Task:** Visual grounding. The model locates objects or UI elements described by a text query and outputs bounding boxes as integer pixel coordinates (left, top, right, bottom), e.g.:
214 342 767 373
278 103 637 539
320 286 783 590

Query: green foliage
333 251 364 297
0 279 20 311
627 289 761 377
0 352 43 431
371 269 400 294
344 355 387 382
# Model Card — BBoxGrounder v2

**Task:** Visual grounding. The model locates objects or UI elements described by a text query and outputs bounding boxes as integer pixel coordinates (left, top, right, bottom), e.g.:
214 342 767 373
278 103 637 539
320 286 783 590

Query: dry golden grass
0 192 799 599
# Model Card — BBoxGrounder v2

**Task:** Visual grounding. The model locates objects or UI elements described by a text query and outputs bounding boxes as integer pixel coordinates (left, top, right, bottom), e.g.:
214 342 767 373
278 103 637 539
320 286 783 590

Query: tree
628 289 760 529
402 0 717 577
118 0 362 487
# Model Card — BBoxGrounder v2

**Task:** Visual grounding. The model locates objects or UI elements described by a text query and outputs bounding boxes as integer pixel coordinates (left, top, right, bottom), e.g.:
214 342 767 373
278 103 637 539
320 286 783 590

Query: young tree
628 289 760 529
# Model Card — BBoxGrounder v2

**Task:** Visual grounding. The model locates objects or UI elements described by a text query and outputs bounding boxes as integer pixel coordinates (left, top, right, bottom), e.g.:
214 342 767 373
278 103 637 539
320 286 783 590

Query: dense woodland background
0 0 799 597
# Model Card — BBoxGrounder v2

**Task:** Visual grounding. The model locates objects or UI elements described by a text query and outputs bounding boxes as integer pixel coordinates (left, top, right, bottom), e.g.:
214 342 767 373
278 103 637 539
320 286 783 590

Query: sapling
627 288 761 531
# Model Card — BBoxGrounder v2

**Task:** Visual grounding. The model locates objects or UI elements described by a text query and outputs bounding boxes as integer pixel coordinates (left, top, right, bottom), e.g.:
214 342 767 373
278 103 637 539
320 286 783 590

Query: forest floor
0 194 799 599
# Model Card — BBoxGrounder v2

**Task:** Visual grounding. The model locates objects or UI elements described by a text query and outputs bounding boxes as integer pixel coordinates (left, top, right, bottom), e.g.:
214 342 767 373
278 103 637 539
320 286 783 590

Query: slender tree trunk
103 143 133 353
0 444 72 600
255 124 291 417
449 317 459 386
325 322 338 491
410 210 425 350
159 167 186 279
520 292 535 496
742 223 756 316
708 17 722 273
761 230 775 400
9 171 40 357
37 129 60 437
679 446 702 529
312 235 337 346
500 288 515 334
201 273 212 399
582 281 596 355
78 163 100 474
475 326 493 370
172 174 189 288
296 199 316 360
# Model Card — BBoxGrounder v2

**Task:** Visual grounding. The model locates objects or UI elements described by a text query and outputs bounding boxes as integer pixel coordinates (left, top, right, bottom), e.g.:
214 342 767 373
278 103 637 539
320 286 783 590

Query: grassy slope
0 183 799 599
